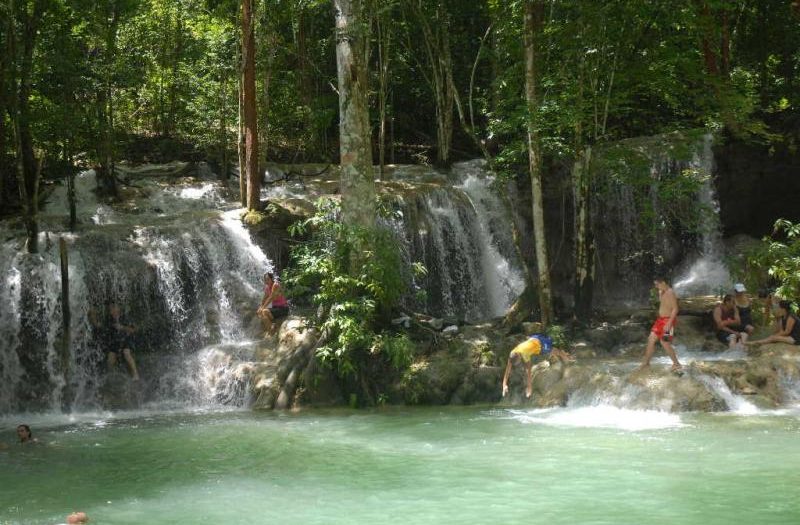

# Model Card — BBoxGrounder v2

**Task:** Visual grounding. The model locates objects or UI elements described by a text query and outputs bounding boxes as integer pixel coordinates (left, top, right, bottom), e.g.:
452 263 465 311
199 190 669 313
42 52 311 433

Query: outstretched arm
502 359 513 397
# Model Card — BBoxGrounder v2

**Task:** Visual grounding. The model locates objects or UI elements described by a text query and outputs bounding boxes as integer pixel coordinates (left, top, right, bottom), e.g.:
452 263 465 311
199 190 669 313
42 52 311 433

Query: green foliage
747 219 800 302
593 130 713 238
544 324 568 349
285 198 417 380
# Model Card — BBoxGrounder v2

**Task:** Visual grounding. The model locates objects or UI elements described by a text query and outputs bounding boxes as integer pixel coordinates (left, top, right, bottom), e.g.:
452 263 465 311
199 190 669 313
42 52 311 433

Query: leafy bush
285 198 418 382
747 219 800 303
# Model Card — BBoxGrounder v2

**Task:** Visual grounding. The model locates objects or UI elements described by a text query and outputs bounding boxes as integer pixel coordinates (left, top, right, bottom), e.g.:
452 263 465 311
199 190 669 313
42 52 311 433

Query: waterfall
697 374 759 414
672 135 730 296
392 160 524 322
0 174 273 413
594 132 728 303
1 160 525 413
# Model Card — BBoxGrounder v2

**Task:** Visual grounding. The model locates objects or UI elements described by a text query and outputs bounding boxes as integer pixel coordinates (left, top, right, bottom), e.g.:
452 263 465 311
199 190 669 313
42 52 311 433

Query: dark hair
653 274 669 284
17 424 31 438
722 294 733 304
264 272 274 280
778 300 793 312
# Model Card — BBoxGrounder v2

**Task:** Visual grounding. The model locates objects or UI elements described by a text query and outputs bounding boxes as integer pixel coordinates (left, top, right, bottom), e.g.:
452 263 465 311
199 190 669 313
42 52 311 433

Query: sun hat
734 283 746 293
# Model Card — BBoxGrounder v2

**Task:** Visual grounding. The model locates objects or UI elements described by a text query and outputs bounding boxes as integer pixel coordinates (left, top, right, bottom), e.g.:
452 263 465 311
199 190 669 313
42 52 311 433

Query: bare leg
262 309 274 337
660 340 682 371
122 348 140 381
749 334 796 346
524 362 533 398
638 333 659 370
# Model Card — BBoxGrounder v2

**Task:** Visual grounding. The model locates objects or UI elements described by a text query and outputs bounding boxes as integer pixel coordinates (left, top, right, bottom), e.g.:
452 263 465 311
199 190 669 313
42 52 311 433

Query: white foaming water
697 374 760 415
651 345 747 365
220 209 272 295
508 405 684 431
455 170 525 317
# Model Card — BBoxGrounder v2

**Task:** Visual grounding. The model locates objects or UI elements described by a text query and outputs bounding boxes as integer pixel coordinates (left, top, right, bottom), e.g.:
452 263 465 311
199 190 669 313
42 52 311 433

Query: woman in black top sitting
733 283 755 335
749 300 800 346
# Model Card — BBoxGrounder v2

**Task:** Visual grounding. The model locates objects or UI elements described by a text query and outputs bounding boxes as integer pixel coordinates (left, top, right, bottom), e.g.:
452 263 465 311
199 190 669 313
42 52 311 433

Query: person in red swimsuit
638 276 682 373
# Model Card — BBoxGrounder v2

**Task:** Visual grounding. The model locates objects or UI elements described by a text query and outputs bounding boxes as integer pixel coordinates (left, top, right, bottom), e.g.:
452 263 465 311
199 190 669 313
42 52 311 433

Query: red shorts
651 316 676 339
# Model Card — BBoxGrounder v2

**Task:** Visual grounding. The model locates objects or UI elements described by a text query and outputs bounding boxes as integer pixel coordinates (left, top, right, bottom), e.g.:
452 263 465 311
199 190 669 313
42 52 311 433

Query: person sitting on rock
713 294 748 348
733 283 755 335
501 334 574 399
257 272 289 337
749 300 800 346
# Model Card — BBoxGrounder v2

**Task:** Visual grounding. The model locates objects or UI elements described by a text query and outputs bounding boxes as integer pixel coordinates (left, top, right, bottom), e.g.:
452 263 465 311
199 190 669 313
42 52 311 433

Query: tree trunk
523 0 553 326
414 1 453 167
14 0 44 254
260 0 275 168
218 67 229 181
0 0 10 213
375 11 390 180
334 0 375 230
95 6 120 200
166 8 183 136
242 0 260 210
572 146 594 323
237 62 246 206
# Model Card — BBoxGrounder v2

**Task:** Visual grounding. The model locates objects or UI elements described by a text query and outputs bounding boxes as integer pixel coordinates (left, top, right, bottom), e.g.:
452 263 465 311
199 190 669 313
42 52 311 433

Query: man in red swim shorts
638 275 682 373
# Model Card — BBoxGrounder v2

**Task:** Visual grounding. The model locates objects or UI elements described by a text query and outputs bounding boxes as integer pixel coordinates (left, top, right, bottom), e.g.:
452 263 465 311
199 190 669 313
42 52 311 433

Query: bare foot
671 364 683 375
636 364 650 373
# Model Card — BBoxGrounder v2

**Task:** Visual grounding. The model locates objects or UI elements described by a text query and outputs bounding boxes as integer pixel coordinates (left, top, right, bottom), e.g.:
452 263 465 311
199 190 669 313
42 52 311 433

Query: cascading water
393 160 525 322
594 132 729 303
672 134 731 296
0 171 272 413
696 374 759 415
2 160 526 413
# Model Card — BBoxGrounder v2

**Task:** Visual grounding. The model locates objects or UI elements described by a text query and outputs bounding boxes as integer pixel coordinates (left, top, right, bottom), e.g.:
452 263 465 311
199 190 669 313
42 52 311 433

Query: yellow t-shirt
510 338 543 363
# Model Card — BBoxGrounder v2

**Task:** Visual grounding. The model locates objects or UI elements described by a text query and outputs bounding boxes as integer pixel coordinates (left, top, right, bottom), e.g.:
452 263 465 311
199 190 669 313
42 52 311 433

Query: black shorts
269 306 289 319
716 330 740 344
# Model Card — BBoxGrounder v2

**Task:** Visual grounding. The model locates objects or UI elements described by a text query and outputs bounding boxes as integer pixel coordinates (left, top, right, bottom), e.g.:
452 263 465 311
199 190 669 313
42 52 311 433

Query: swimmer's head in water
16 424 31 442
67 511 89 524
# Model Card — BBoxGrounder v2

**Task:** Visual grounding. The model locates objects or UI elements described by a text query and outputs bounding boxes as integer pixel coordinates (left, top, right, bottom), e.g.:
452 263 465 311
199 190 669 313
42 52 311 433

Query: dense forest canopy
1 0 798 192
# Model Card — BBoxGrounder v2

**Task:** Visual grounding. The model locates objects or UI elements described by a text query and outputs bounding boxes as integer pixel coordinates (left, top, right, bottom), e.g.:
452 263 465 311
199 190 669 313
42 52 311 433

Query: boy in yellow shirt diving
501 334 575 398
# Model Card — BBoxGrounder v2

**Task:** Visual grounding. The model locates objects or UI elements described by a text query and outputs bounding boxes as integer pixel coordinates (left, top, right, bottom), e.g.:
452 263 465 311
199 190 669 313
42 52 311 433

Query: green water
1 406 799 525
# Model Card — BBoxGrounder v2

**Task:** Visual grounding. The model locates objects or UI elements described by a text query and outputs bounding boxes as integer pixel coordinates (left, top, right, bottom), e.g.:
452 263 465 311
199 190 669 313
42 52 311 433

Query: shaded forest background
1 0 799 247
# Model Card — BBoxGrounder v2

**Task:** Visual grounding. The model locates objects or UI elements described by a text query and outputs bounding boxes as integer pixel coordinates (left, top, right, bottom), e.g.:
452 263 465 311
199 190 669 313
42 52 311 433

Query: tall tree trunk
242 0 260 210
334 0 375 230
218 68 229 181
259 0 275 168
0 0 10 212
523 0 553 326
572 146 594 322
96 6 120 200
375 10 390 179
414 1 453 167
14 0 45 253
237 54 246 206
167 8 183 136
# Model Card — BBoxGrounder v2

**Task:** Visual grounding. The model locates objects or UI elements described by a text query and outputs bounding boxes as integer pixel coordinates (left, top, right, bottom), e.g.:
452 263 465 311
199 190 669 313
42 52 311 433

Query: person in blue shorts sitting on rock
501 334 574 399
